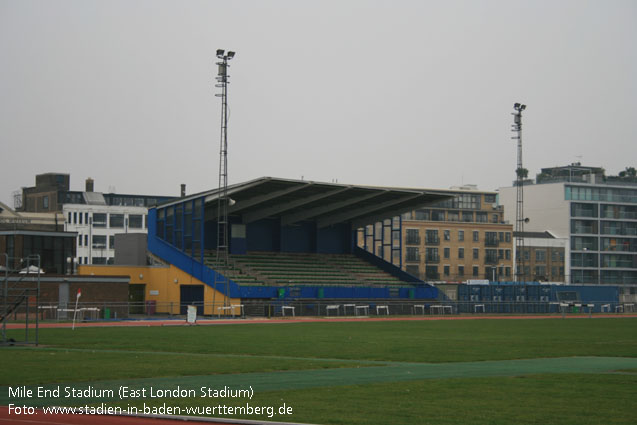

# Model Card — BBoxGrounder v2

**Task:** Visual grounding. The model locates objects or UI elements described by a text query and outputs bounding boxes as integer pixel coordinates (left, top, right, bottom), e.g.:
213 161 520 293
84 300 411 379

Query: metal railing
3 299 633 322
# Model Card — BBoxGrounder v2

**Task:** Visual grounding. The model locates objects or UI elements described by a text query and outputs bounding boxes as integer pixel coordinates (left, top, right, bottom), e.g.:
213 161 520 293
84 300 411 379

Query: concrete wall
499 183 570 237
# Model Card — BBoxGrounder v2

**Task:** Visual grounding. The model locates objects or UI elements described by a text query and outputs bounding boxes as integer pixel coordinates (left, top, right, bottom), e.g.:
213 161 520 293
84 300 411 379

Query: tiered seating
232 253 358 286
203 251 411 287
203 252 266 285
324 255 405 285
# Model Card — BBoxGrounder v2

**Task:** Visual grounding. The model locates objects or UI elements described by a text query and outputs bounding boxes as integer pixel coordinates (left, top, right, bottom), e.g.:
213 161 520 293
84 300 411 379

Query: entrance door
180 285 204 315
129 284 145 314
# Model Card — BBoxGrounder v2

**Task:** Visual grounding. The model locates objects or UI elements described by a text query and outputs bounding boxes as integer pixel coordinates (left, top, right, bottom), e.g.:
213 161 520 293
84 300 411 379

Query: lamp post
512 103 526 282
214 49 235 310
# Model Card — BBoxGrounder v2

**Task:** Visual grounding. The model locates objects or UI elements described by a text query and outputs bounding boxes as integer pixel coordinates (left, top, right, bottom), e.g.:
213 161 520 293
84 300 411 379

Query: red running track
4 314 637 329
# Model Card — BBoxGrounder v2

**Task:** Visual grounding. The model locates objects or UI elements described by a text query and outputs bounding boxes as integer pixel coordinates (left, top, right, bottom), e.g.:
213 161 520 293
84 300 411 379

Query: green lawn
2 318 636 424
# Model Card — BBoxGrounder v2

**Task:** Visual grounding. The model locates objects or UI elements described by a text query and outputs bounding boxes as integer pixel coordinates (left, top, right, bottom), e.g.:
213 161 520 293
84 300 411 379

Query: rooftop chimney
180 184 186 197
86 178 94 192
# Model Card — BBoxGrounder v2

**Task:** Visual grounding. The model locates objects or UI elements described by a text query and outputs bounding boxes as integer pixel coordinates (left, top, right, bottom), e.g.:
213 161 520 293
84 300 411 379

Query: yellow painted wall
78 265 240 315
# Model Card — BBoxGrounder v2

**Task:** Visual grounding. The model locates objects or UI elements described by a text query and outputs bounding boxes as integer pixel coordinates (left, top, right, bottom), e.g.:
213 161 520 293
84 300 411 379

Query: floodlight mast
512 103 526 282
214 49 235 308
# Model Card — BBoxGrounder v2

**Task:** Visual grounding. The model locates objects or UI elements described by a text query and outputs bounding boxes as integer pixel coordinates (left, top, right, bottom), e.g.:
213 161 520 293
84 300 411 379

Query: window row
403 209 501 224
405 229 511 245
77 235 118 250
517 248 565 263
67 211 146 229
77 256 114 265
405 247 511 262
566 185 637 204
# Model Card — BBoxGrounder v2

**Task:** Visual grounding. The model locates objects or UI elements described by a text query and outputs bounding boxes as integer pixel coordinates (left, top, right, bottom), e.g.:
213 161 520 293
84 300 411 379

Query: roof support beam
243 187 351 224
351 194 452 229
230 182 312 214
281 190 386 226
318 194 423 228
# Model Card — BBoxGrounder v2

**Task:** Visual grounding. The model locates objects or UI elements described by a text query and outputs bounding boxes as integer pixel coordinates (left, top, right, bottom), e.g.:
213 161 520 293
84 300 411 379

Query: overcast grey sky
1 0 636 206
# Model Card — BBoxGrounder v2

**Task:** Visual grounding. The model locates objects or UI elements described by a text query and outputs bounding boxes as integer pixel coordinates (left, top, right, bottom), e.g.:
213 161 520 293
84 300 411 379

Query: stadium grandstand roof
158 177 456 228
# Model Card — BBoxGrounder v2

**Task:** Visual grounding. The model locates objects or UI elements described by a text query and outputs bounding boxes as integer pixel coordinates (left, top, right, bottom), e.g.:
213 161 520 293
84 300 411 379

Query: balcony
485 256 499 265
425 236 440 245
484 238 499 247
405 236 421 245
425 255 440 263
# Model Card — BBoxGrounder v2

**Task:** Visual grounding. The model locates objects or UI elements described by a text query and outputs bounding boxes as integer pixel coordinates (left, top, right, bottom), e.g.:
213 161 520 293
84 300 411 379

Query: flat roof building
500 164 637 284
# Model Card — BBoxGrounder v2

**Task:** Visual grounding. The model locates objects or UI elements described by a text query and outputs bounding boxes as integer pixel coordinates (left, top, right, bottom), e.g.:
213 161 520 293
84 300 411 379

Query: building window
92 257 107 265
406 229 420 245
93 213 107 228
78 212 83 225
431 210 445 221
458 230 464 241
109 236 115 250
473 248 479 259
78 235 82 247
444 247 450 259
506 249 511 260
472 266 479 277
473 231 479 242
458 247 464 259
110 214 124 228
84 235 88 246
443 265 450 276
492 214 499 223
425 248 439 262
485 194 497 204
535 249 546 262
444 230 450 241
476 212 487 223
485 232 498 246
129 214 143 229
92 235 107 249
425 230 439 244
505 232 511 242
462 212 473 222
458 265 465 276
43 196 49 210
448 211 459 222
406 247 420 262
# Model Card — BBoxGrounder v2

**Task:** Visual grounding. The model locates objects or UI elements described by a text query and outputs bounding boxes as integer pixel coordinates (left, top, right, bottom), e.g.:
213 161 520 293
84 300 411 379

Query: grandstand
146 177 457 313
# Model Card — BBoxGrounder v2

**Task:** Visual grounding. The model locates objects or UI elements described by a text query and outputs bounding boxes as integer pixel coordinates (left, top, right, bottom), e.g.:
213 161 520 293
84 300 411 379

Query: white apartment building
500 165 637 284
64 200 149 265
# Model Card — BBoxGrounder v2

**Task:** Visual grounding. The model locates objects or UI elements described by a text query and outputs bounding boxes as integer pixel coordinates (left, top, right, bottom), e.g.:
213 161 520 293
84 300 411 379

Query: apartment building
360 186 514 282
18 173 174 265
500 164 637 284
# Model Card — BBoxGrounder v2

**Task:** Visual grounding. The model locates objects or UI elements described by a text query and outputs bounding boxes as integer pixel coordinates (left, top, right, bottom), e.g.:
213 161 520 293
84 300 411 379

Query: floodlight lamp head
227 51 235 59
216 49 225 58
520 104 526 111
514 103 520 109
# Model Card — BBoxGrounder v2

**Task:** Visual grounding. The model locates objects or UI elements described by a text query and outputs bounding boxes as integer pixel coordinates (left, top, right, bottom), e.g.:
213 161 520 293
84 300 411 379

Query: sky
1 0 636 207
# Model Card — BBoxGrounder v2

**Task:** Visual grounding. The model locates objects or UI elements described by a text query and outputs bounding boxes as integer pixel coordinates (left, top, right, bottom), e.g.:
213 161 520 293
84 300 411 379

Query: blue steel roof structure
158 176 455 228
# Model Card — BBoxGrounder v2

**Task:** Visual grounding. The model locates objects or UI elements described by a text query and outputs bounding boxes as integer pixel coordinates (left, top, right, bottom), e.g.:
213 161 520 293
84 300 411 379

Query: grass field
2 318 637 424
